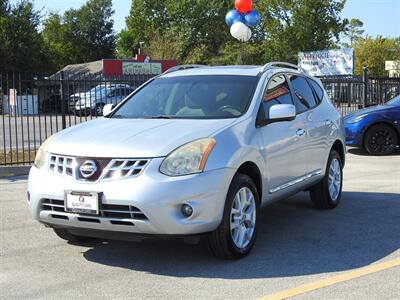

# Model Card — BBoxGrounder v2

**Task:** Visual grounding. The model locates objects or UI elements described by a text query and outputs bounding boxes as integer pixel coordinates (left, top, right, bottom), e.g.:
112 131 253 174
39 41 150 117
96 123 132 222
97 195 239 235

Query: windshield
111 75 259 119
386 95 400 106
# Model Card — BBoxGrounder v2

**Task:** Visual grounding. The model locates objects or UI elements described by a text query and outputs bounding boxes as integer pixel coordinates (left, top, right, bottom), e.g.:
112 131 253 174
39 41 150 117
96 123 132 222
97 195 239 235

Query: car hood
344 105 389 119
47 118 235 158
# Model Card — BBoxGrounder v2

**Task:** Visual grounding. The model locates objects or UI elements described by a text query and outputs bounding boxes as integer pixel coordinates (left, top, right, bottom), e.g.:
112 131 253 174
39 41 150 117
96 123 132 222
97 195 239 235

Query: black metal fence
1 70 400 166
319 73 400 115
0 71 154 166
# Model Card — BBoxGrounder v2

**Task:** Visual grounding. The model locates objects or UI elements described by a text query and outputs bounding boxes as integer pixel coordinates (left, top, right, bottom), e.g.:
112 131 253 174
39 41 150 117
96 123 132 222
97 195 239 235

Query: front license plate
65 191 99 215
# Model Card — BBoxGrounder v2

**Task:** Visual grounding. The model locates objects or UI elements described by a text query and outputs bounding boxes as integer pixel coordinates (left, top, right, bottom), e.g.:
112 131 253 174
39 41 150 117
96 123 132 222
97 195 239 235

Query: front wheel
208 174 259 260
364 124 398 155
310 150 343 209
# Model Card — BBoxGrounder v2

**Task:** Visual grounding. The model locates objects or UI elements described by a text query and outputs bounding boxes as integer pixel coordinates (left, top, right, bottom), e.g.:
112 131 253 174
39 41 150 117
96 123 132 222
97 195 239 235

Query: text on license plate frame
64 191 100 215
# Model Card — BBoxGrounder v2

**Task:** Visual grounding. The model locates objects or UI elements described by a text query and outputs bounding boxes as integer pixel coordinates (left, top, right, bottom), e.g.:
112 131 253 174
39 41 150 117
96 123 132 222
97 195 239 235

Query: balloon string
241 42 245 64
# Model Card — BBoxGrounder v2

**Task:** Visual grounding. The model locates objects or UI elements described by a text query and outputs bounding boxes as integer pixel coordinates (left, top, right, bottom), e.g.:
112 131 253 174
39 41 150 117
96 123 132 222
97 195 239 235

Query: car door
259 74 307 194
288 74 327 177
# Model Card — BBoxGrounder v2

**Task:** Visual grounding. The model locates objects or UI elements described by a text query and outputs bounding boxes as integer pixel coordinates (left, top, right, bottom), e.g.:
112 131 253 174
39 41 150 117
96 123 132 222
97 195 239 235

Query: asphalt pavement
0 115 87 151
0 149 399 299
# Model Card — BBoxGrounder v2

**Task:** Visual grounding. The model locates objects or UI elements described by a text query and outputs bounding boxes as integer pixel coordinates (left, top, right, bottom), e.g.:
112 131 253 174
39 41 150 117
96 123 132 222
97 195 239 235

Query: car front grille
41 199 148 221
48 154 150 182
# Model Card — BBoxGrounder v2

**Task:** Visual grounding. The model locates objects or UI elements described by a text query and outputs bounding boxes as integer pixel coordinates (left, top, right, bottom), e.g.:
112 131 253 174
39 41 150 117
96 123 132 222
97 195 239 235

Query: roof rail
261 62 306 74
163 64 206 75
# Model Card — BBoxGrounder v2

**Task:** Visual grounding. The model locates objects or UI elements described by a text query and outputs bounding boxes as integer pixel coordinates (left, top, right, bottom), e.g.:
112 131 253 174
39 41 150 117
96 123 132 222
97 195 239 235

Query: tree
119 0 348 65
0 0 48 72
354 36 400 76
43 0 116 69
254 0 348 63
344 18 364 47
118 0 231 63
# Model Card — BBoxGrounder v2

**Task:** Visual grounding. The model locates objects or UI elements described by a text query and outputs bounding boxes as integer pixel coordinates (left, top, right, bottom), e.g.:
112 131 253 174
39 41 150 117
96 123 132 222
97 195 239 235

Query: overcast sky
13 0 400 38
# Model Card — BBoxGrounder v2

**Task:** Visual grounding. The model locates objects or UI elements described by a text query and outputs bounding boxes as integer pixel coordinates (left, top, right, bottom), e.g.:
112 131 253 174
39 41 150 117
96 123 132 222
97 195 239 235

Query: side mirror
257 104 296 127
269 104 296 122
103 104 115 116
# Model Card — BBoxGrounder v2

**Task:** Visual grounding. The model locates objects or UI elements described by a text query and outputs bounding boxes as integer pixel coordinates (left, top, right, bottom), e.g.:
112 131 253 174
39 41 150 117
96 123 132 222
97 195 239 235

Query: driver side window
262 74 293 117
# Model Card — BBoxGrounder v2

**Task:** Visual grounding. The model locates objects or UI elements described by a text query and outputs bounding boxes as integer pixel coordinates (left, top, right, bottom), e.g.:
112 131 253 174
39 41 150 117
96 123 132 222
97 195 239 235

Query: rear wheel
364 124 398 155
208 174 259 260
53 228 92 243
310 150 343 209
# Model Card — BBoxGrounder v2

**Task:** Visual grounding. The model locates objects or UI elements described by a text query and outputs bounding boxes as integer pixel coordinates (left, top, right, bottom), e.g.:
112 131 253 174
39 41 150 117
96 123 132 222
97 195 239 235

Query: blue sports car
344 95 400 155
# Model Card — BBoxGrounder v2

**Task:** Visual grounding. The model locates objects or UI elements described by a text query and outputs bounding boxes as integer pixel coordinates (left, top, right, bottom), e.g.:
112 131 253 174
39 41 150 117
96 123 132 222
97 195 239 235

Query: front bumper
344 122 363 147
28 157 235 235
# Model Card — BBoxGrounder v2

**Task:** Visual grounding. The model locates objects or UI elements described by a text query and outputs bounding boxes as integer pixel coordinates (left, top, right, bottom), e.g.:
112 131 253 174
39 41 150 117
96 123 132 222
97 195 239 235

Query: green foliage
0 0 48 72
118 0 348 65
118 0 231 64
42 0 116 70
354 36 400 76
256 0 348 63
343 18 364 47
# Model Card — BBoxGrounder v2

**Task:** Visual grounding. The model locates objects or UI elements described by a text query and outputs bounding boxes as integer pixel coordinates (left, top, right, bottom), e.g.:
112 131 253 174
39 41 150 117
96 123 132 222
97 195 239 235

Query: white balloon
230 22 252 42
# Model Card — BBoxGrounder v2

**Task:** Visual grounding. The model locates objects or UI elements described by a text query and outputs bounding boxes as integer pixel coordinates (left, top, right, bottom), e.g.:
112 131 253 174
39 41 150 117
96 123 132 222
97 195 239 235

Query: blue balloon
244 10 261 27
225 10 244 27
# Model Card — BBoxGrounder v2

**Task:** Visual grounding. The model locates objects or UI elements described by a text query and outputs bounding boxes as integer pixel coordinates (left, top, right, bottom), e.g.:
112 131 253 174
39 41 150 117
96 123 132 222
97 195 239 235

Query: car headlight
34 136 54 169
160 138 216 176
345 114 367 124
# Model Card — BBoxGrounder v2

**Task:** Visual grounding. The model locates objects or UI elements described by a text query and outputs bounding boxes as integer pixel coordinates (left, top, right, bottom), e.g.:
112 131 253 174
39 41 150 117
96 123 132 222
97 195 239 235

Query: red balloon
235 0 252 14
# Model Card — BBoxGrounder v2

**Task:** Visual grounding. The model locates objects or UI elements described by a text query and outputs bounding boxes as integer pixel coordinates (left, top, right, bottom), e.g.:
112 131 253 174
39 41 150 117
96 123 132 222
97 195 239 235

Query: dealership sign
298 48 354 76
122 62 162 75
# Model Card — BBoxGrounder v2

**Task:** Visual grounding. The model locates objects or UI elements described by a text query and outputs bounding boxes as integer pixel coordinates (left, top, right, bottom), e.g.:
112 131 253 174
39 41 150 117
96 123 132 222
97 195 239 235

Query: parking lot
0 149 399 299
0 115 87 151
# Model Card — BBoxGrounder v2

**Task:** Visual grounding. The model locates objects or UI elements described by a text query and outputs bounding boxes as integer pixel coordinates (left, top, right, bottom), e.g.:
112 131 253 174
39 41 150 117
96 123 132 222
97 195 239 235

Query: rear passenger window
289 75 318 113
308 79 324 103
262 74 293 116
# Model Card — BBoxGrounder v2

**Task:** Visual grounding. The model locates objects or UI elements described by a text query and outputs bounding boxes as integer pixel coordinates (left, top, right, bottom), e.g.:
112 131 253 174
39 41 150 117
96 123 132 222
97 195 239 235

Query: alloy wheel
230 187 256 249
328 158 341 201
369 129 395 154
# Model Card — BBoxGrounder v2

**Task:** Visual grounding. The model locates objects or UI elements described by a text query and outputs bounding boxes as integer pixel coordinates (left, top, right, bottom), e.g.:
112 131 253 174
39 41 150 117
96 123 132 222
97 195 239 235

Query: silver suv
28 63 345 259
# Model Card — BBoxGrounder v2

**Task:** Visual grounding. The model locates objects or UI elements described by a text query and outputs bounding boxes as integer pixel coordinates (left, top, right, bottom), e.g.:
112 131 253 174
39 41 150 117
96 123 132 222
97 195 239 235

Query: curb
0 166 31 177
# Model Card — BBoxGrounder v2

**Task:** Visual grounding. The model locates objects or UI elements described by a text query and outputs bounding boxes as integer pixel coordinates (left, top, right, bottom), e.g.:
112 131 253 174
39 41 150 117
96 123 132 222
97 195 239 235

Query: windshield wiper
148 115 175 119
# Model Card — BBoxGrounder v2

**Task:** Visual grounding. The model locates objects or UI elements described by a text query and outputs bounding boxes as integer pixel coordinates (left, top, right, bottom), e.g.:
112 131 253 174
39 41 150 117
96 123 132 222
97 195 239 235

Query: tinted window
289 75 318 113
262 74 293 116
308 79 324 102
112 75 259 119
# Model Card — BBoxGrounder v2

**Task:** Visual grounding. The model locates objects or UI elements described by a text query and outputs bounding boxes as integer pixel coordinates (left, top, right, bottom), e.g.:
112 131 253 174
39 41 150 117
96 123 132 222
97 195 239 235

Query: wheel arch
235 161 263 202
331 139 346 167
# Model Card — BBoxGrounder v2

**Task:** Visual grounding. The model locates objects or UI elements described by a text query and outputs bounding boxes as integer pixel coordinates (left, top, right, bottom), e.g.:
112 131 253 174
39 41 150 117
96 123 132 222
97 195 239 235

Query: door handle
324 120 333 126
296 129 306 136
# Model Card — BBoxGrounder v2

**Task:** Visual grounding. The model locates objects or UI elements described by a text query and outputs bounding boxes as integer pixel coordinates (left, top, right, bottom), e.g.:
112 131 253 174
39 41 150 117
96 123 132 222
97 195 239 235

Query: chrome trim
269 170 322 194
47 154 150 182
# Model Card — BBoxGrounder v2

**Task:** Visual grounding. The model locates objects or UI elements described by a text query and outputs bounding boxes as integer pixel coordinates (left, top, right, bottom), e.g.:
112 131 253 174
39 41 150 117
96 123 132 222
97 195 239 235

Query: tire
94 103 105 116
364 124 398 156
53 228 92 243
310 150 343 209
208 174 260 260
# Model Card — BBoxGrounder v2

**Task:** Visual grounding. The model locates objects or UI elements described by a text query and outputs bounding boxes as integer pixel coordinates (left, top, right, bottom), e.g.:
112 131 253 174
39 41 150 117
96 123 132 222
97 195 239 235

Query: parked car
28 63 346 259
344 95 400 155
70 83 135 116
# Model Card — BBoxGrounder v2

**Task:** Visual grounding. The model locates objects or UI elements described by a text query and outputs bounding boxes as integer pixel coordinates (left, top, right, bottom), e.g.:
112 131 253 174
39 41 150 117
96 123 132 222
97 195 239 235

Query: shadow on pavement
83 191 400 278
348 147 400 156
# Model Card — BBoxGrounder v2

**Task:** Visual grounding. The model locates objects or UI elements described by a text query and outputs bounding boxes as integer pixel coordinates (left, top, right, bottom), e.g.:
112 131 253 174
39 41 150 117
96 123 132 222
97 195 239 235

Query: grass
0 149 36 165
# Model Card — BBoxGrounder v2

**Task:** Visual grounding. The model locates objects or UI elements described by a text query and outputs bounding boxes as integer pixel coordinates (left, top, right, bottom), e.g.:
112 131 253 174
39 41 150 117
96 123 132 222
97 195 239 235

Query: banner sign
298 48 354 76
122 62 162 75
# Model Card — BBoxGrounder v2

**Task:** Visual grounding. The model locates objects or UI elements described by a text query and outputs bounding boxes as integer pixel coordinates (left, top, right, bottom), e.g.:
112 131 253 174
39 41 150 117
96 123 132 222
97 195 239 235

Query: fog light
181 204 193 217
